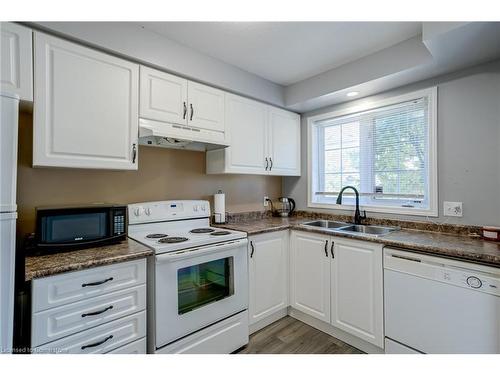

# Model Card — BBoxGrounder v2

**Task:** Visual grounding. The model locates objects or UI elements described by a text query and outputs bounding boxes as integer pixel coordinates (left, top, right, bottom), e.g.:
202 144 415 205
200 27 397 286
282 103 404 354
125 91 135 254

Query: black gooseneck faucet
336 186 366 225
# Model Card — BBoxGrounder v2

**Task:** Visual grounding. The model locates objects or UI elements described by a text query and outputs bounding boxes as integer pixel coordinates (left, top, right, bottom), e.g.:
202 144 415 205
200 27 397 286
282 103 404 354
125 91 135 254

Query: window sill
308 201 438 217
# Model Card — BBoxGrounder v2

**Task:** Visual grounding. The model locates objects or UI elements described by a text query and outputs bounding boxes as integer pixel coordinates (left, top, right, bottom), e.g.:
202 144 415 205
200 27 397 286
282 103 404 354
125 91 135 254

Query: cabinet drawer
107 337 146 354
35 311 146 354
157 311 248 354
32 285 146 347
32 259 146 312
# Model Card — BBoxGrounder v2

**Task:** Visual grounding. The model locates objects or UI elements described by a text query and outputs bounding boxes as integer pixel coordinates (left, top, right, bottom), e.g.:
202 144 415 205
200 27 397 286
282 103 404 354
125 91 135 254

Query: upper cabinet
209 94 268 173
187 81 225 133
206 95 301 176
33 32 140 170
139 66 226 146
140 66 188 125
268 107 301 175
1 22 33 101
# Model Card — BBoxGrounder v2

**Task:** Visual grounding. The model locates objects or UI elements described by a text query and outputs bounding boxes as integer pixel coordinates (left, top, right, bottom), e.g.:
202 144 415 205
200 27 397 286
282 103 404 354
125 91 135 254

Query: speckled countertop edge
25 238 153 281
216 218 500 267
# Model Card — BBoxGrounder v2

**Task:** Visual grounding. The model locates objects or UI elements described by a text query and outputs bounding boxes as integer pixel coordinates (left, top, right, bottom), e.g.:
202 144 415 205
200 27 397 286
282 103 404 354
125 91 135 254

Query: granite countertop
25 239 153 281
216 217 500 267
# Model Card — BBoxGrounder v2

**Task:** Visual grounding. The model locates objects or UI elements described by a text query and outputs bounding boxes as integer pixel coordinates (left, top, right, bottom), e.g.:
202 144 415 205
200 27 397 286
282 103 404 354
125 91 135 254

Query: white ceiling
139 22 422 86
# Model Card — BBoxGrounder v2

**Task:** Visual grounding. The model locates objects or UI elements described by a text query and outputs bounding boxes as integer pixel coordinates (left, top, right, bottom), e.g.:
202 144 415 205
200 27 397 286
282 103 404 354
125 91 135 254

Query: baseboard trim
288 308 385 354
249 308 288 334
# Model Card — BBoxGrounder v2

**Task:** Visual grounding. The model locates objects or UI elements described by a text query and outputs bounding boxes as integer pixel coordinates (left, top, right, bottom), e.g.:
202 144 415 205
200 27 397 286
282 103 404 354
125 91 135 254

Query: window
308 88 437 216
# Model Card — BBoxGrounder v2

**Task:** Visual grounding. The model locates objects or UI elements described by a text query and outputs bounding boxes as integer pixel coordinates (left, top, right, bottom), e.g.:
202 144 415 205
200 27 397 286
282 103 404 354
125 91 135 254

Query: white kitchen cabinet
33 32 139 170
289 232 384 348
36 311 146 354
32 259 147 354
207 94 268 174
206 94 300 176
268 107 301 175
187 81 225 132
290 231 331 323
248 231 289 326
0 22 33 101
138 66 226 145
330 237 384 348
140 66 188 125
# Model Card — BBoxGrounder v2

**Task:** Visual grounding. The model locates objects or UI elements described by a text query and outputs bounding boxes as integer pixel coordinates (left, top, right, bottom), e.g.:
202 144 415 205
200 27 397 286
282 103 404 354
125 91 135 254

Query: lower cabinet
31 259 147 354
290 231 384 348
248 231 289 326
290 231 331 323
330 237 384 348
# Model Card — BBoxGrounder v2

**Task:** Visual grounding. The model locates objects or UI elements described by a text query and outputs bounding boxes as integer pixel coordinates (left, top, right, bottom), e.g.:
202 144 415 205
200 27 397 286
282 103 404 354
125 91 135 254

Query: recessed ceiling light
346 91 359 97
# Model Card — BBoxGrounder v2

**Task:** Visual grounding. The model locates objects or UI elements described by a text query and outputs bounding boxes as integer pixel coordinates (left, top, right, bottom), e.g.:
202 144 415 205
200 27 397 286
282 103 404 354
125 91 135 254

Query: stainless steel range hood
138 118 229 152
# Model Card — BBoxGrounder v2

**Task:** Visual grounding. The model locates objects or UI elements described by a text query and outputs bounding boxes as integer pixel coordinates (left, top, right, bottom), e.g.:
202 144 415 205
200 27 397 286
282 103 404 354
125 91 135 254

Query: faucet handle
361 210 367 219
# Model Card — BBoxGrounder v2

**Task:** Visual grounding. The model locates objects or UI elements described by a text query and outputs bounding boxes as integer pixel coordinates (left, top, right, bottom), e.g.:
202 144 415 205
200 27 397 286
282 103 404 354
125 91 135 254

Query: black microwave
35 204 127 251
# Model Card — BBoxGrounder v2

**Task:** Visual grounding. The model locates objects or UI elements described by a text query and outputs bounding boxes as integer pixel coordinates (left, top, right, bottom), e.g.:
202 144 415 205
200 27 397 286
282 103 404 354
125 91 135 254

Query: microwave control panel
113 209 126 235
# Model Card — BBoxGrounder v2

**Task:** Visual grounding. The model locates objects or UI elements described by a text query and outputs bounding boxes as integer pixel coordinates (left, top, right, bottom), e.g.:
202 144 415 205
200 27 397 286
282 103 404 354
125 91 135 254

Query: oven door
155 239 248 348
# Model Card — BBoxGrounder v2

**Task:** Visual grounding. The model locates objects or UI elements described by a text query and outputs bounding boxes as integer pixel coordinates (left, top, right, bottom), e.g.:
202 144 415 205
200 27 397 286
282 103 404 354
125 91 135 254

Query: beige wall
16 112 281 237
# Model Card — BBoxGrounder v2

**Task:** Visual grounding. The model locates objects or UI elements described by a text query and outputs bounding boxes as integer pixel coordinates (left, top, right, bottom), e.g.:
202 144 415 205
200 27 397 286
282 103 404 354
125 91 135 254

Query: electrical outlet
263 196 269 207
443 201 463 217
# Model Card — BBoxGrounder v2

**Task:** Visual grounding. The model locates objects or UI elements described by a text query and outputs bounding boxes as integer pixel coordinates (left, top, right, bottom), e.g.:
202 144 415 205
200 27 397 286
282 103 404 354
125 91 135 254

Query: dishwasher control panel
440 269 499 295
384 247 500 297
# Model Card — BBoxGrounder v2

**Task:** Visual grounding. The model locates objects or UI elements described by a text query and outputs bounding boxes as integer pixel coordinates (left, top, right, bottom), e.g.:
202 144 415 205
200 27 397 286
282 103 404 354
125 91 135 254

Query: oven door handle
156 238 248 263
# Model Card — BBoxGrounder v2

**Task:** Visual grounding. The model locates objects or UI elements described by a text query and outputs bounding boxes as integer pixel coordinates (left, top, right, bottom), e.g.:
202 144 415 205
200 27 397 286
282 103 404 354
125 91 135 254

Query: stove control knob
193 205 198 212
467 276 482 288
201 205 206 211
133 207 142 217
144 208 151 216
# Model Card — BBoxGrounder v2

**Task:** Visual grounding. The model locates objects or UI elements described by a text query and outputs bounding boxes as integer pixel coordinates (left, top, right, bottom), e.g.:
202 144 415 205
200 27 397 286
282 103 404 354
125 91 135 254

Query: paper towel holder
213 190 227 224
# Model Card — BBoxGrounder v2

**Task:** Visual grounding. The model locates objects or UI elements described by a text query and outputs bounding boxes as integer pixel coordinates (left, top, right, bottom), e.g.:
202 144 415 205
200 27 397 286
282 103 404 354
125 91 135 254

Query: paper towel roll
214 190 225 223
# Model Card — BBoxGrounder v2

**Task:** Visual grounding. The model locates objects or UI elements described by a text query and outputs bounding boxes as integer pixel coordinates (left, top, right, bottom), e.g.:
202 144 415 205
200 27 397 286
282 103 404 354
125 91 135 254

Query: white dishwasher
384 247 500 354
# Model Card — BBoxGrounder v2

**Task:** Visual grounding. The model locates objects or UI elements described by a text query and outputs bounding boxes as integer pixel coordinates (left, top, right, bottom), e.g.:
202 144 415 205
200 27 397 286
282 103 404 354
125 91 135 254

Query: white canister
214 190 226 224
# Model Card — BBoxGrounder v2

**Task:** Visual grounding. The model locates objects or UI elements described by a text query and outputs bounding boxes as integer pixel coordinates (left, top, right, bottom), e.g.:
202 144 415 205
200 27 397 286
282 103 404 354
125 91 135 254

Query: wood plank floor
236 316 364 354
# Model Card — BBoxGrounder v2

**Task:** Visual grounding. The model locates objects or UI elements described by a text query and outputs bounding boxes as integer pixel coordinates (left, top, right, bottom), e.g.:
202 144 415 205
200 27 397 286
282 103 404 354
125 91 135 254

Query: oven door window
177 257 234 315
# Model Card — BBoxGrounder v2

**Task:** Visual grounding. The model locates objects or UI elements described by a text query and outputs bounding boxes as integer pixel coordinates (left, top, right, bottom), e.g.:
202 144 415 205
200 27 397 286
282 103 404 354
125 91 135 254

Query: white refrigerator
0 92 19 354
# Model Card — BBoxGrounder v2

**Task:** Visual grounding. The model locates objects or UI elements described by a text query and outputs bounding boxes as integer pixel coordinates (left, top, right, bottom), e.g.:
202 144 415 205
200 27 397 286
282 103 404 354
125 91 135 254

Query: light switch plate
443 201 463 217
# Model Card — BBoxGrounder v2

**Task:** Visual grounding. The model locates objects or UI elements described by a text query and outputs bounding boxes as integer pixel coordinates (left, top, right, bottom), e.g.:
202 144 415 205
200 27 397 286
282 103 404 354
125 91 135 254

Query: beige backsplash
16 112 282 238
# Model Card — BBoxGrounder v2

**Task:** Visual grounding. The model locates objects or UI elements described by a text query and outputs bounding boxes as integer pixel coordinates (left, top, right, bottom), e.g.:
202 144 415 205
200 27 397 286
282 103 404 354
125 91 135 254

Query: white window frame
307 87 438 217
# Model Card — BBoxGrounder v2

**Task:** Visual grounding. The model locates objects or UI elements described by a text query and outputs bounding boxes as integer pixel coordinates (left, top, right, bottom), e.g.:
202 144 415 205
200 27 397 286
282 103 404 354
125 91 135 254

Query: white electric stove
128 200 249 354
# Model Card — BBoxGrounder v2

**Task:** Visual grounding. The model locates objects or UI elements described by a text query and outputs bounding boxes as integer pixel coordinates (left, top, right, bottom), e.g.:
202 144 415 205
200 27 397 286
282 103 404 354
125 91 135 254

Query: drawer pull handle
81 335 113 350
82 277 114 288
81 305 114 318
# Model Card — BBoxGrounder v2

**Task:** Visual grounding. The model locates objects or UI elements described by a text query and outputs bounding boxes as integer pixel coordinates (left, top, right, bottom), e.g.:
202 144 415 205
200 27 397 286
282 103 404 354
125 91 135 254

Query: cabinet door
139 66 188 125
289 231 330 323
1 22 33 101
187 81 225 132
268 107 300 176
330 238 384 348
33 32 139 170
223 94 268 173
248 231 288 325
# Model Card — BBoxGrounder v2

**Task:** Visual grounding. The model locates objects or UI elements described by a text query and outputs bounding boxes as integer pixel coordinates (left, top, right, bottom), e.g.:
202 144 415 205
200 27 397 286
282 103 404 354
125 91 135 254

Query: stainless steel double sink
300 220 399 237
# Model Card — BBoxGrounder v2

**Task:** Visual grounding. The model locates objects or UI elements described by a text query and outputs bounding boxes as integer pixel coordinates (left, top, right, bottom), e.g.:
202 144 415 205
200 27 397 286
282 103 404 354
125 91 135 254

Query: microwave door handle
156 238 248 263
